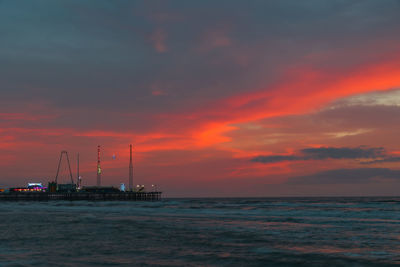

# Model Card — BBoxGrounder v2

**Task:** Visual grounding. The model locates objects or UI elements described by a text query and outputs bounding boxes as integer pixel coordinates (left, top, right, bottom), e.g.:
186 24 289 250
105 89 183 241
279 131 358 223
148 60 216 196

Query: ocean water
1 197 400 266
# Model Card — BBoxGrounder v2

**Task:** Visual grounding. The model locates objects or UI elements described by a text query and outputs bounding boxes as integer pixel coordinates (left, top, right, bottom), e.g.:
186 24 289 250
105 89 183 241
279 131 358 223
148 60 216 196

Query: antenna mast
129 144 133 191
77 153 81 189
97 145 101 186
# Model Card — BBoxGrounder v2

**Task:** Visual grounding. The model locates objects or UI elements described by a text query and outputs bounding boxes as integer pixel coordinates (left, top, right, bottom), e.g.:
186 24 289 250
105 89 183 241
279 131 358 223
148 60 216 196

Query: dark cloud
286 168 400 184
251 146 385 163
251 155 300 163
300 146 385 160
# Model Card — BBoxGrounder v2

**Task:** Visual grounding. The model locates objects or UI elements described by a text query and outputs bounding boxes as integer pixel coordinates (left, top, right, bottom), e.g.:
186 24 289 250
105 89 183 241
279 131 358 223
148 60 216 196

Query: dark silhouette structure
129 144 133 190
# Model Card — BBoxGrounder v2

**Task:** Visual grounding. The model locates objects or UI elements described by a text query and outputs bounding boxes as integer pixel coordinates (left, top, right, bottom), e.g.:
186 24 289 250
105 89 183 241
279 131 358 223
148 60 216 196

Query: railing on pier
0 192 162 201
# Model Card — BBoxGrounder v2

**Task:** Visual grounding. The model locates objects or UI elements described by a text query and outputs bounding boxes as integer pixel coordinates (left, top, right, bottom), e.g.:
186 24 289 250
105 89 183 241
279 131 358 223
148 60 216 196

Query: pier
0 145 163 201
0 191 162 201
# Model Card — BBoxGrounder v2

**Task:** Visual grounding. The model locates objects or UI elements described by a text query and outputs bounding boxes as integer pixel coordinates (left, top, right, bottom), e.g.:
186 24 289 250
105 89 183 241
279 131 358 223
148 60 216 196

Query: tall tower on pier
129 144 133 190
77 153 79 181
97 145 101 186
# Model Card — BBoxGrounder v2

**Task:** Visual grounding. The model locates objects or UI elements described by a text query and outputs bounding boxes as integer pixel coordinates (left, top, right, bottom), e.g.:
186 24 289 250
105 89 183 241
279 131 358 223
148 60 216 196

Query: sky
1 0 400 197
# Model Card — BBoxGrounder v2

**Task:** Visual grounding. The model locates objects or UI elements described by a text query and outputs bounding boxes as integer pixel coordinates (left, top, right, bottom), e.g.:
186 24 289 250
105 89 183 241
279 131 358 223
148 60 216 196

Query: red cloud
178 53 400 147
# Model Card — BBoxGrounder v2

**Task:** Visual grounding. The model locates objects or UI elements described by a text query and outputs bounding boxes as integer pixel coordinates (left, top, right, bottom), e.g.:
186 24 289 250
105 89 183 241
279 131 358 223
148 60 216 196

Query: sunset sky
1 0 400 197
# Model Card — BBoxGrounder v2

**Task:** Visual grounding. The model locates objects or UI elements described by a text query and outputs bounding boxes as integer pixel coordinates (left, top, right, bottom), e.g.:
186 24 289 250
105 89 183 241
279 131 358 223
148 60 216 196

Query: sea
1 197 400 266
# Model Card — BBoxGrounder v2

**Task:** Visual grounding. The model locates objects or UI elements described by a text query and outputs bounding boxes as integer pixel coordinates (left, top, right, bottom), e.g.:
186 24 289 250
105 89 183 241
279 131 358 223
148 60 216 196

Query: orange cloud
178 53 400 148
